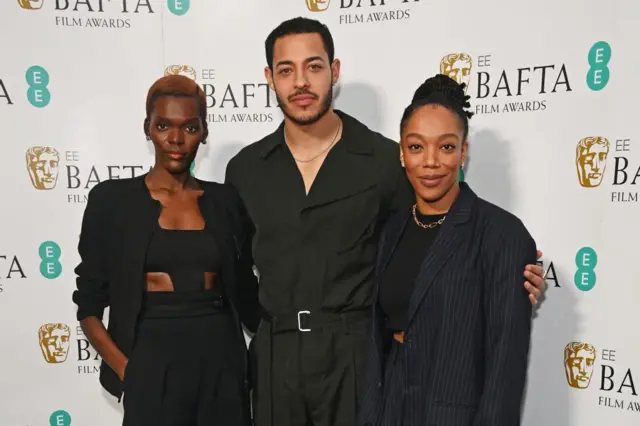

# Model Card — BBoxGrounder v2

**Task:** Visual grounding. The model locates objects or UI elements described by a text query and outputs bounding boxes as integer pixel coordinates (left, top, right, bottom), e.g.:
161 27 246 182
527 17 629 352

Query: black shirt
378 209 446 331
224 110 414 316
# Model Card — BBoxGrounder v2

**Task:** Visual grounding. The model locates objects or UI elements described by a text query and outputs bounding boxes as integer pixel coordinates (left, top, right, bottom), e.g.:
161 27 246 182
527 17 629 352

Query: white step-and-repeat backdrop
1 1 638 425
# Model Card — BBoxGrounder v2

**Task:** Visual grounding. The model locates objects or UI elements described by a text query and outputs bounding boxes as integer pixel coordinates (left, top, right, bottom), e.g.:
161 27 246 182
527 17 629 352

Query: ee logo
39 241 62 279
50 410 71 426
574 246 597 291
587 41 611 91
168 0 190 16
26 65 51 108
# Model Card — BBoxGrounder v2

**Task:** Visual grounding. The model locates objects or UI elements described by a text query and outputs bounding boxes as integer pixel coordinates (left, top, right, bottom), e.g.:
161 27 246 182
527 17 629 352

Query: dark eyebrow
154 116 200 122
404 132 460 142
275 56 326 68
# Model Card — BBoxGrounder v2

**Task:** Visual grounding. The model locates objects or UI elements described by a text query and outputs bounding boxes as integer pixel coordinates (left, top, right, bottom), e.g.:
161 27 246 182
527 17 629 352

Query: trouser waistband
263 309 371 334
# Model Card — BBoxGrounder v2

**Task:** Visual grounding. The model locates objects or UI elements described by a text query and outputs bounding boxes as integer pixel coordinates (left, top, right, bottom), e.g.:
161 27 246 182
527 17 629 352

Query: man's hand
523 250 546 305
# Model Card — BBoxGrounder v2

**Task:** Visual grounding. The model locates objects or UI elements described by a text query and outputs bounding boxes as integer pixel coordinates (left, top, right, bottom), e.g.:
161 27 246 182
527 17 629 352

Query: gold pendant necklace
412 204 446 229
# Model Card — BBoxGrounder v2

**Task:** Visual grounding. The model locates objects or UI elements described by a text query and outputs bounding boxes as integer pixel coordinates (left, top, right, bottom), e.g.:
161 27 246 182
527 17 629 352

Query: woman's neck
416 182 460 215
146 167 193 192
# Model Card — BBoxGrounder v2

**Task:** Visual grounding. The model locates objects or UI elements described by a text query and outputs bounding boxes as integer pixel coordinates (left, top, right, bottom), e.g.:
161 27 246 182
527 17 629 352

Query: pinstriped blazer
358 182 537 426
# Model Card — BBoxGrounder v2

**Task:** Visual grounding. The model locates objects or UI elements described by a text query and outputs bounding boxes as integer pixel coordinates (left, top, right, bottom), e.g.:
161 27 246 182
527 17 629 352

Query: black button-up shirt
225 110 413 316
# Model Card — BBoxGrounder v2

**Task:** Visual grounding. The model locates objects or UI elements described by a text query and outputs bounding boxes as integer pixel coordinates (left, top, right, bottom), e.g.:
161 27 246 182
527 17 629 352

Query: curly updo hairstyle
400 74 474 140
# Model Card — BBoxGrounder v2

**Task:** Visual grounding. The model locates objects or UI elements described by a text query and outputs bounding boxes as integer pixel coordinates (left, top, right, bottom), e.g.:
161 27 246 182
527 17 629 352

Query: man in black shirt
224 17 546 426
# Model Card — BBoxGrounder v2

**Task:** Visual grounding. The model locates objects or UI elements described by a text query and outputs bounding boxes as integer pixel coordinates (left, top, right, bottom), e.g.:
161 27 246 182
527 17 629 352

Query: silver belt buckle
297 310 311 332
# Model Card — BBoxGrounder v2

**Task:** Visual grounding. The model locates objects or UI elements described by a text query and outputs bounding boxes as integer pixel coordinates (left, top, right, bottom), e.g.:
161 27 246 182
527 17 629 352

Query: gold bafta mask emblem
440 53 473 94
564 342 596 389
26 146 60 190
164 65 197 81
39 323 71 364
306 0 330 12
576 137 610 188
18 0 44 9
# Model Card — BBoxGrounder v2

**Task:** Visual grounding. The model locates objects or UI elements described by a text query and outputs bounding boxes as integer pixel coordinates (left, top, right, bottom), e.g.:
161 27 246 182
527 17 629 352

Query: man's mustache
288 90 319 101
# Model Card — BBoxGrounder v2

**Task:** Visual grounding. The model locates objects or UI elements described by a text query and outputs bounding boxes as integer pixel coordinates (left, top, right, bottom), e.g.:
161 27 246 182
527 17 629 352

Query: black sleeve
474 220 536 426
225 156 261 334
72 184 110 321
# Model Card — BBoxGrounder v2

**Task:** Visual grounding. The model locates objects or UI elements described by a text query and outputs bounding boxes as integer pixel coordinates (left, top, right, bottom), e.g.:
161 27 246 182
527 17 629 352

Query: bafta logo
164 65 197 81
26 146 60 190
440 53 473 94
576 137 610 188
18 0 44 9
39 323 71 364
564 342 597 389
306 0 330 12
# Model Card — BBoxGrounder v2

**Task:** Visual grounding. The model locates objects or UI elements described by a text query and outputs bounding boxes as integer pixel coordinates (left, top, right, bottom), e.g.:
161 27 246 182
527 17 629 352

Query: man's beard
276 86 334 126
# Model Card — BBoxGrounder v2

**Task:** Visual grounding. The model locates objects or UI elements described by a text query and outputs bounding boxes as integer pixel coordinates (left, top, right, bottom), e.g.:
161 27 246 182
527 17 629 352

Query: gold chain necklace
412 204 446 229
286 120 342 163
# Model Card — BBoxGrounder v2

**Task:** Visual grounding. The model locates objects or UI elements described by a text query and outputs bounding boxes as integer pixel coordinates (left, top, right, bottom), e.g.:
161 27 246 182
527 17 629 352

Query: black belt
267 309 370 334
140 291 226 318
256 309 371 426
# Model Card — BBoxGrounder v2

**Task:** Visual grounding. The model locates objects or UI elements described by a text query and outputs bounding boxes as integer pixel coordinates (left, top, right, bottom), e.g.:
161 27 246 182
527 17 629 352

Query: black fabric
378 341 406 426
225 110 414 426
224 109 413 318
359 183 537 426
378 211 445 331
71 174 258 400
140 290 226 319
252 314 370 426
144 227 222 292
122 296 251 426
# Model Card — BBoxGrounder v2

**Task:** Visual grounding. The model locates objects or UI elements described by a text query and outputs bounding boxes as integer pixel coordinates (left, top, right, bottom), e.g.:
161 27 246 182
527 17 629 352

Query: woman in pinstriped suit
359 74 538 426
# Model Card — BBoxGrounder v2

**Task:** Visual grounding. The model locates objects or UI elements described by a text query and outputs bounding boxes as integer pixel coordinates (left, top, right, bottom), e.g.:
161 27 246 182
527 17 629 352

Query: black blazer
359 182 537 426
71 173 260 400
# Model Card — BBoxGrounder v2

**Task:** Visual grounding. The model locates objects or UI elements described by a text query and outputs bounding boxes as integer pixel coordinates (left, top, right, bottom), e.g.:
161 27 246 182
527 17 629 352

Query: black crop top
378 211 446 331
144 226 222 292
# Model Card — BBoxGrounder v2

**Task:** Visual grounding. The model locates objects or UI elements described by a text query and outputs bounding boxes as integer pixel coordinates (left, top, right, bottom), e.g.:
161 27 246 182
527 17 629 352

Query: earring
201 139 207 145
461 160 465 168
146 136 150 141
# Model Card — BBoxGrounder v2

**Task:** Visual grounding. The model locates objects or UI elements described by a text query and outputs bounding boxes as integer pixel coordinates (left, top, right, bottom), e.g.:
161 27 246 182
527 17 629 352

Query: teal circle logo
50 410 71 426
587 41 611 91
168 0 190 15
26 65 51 108
574 246 597 291
39 241 62 279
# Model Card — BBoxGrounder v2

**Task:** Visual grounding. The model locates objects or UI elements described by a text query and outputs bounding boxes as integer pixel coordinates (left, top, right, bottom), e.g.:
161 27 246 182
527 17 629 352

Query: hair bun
411 74 473 118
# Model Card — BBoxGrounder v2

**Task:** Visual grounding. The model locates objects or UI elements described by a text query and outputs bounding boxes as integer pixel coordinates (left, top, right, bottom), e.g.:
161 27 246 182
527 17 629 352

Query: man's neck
284 109 341 149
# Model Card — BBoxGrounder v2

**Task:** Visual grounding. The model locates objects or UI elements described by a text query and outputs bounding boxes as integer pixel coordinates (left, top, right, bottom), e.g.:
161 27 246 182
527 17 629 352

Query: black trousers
252 312 370 426
122 293 250 426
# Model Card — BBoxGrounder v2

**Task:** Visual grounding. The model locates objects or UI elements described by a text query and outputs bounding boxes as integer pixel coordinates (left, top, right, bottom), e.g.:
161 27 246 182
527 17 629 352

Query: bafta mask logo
164 65 197 81
564 342 597 389
306 0 330 12
18 0 44 10
39 323 71 364
440 53 473 94
26 146 60 190
576 137 610 188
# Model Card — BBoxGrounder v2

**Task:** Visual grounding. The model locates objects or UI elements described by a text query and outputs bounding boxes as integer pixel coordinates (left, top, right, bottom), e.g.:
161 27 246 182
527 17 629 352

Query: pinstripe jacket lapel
405 183 477 328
